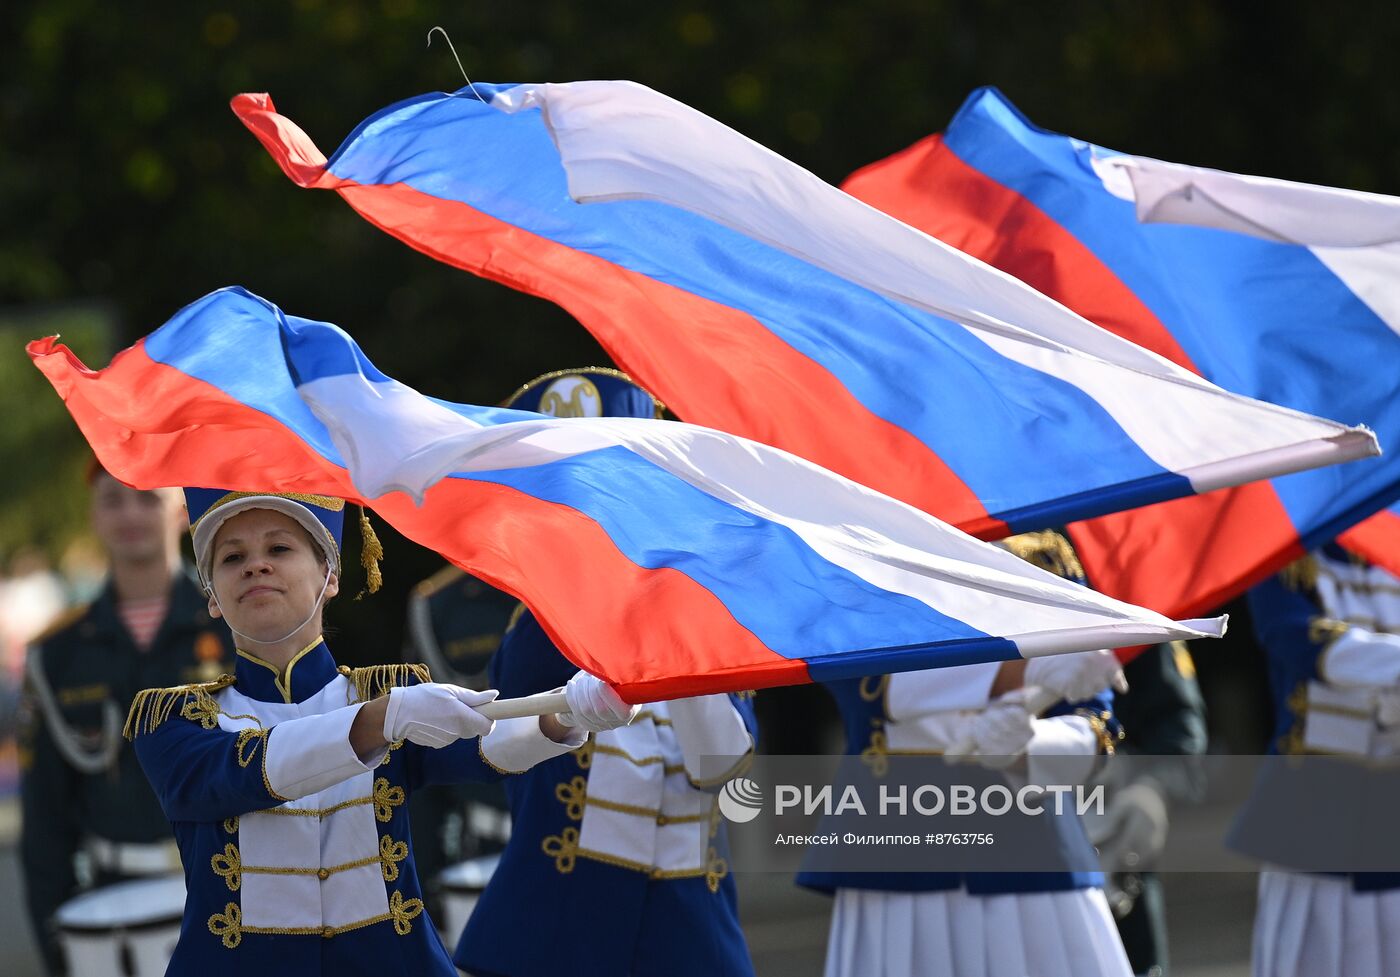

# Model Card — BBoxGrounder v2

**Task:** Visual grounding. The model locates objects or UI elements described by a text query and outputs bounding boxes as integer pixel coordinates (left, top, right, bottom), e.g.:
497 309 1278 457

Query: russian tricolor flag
30 288 1227 701
231 82 1375 555
843 87 1400 615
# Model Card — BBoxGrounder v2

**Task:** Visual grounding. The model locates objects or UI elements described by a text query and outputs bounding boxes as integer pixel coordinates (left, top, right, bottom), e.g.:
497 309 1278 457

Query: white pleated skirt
823 885 1133 977
1253 870 1400 977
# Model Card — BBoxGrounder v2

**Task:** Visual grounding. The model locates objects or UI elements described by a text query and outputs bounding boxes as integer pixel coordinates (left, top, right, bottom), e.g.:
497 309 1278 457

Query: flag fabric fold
30 287 1225 702
842 87 1400 613
231 83 1375 549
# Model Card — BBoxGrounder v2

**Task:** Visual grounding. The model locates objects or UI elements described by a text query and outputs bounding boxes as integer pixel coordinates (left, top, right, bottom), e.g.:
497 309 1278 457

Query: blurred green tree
4 0 1396 660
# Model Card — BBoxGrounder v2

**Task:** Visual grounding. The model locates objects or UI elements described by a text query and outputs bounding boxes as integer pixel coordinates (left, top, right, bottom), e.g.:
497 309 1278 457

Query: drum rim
58 915 184 935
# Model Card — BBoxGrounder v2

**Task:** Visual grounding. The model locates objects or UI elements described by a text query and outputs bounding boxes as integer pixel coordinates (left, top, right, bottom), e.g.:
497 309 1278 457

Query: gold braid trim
705 846 729 894
1308 617 1351 648
209 896 423 942
379 834 409 882
542 827 580 873
388 890 424 936
252 796 372 818
556 776 587 821
211 844 241 891
1281 555 1320 592
123 674 237 740
1003 530 1084 580
373 777 406 822
861 724 890 778
1075 709 1123 756
339 663 431 705
242 854 381 877
208 903 242 949
235 729 267 768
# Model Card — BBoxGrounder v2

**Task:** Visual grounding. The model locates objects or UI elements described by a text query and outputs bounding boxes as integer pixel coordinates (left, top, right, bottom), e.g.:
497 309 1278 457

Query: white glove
383 683 498 748
966 691 1035 769
558 671 639 732
1025 650 1128 703
1091 782 1169 871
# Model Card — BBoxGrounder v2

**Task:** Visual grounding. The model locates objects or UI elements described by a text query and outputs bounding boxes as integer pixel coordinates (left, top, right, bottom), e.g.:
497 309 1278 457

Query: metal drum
56 875 186 977
436 854 500 951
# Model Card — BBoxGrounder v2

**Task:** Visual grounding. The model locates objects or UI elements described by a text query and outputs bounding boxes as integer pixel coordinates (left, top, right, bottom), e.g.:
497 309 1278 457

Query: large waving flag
842 87 1400 615
231 83 1374 552
30 288 1226 701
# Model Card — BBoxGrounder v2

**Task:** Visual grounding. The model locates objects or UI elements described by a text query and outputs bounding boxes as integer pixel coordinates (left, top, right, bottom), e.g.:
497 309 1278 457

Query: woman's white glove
966 691 1035 769
383 684 498 748
558 670 639 732
1025 650 1128 703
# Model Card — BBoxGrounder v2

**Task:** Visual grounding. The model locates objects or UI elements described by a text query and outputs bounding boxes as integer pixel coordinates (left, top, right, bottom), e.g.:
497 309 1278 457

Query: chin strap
212 564 333 646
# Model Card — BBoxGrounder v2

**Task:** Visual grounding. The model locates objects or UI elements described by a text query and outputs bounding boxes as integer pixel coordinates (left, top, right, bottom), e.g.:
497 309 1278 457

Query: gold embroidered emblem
211 844 241 891
223 816 239 835
542 827 580 873
573 736 595 770
1002 530 1084 580
555 776 587 821
208 902 242 948
539 376 603 417
373 777 405 822
379 835 409 882
388 890 424 936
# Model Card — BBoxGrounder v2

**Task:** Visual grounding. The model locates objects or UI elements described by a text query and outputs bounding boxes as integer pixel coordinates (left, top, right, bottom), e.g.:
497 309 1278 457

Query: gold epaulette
412 564 466 599
338 663 432 704
123 674 237 741
1002 530 1085 581
1280 555 1319 592
30 604 91 646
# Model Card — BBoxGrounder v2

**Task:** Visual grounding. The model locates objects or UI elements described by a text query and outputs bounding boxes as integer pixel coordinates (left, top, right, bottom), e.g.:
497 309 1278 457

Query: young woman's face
207 508 338 642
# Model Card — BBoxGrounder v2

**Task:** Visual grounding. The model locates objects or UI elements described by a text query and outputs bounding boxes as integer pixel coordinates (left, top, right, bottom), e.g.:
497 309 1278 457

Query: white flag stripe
302 373 1221 647
1091 152 1400 342
493 81 1375 479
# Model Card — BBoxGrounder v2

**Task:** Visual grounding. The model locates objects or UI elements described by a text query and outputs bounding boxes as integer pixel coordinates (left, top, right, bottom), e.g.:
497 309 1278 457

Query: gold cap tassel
356 507 384 599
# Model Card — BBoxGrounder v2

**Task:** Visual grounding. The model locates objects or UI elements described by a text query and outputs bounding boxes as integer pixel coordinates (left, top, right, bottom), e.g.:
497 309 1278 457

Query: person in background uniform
404 565 521 919
454 369 761 977
1234 543 1400 977
800 530 1134 977
1095 641 1208 977
18 463 235 975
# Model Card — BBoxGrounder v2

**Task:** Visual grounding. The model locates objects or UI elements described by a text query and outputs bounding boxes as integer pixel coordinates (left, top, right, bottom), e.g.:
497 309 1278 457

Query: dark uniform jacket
18 570 233 974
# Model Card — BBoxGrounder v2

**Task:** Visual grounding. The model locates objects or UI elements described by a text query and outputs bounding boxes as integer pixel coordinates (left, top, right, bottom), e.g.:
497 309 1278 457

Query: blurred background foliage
4 0 1398 664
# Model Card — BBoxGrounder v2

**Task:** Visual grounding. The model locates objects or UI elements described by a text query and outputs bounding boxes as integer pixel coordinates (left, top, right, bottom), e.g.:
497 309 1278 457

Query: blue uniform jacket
131 641 567 976
797 674 1117 896
1234 551 1400 891
456 610 759 977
